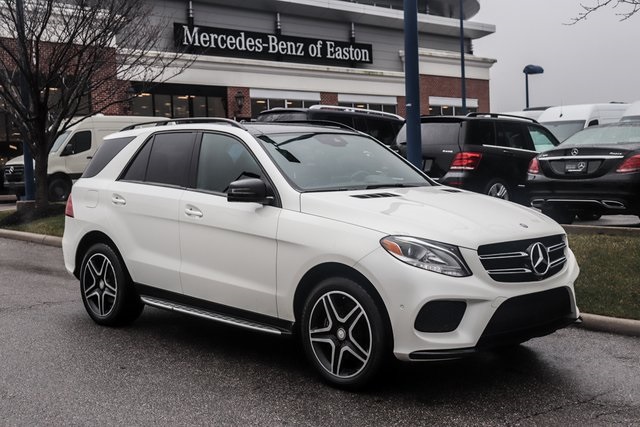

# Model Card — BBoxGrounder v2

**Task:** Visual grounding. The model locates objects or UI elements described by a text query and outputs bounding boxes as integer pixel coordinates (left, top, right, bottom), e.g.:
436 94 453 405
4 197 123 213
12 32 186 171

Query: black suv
395 113 560 204
256 105 405 148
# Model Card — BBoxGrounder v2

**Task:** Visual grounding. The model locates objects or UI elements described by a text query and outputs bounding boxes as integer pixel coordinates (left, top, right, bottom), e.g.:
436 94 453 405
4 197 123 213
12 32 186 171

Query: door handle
111 194 126 206
184 205 203 218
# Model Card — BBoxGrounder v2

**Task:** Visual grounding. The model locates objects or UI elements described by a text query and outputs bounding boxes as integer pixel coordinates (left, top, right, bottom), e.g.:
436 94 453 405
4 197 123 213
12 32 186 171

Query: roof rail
308 104 405 121
465 112 539 123
120 117 245 131
253 119 359 132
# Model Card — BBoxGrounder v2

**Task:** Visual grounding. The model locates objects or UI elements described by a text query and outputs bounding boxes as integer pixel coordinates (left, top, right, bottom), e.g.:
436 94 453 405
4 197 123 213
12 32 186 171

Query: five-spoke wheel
80 243 143 326
301 277 388 389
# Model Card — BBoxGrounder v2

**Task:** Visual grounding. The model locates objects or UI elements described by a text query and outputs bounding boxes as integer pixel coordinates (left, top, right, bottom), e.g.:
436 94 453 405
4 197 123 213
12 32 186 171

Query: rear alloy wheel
301 277 389 390
80 243 143 326
485 179 510 201
542 207 575 225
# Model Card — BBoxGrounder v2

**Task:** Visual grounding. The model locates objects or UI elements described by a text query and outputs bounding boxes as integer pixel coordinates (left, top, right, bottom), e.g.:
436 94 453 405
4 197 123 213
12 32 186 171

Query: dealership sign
174 24 373 66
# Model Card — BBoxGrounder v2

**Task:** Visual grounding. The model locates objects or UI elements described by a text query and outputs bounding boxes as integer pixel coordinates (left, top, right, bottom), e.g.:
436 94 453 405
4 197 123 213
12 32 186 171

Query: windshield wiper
364 183 421 189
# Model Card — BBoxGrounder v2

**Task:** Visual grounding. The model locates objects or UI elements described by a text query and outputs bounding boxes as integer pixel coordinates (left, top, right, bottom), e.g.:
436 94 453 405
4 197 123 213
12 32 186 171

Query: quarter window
196 133 262 193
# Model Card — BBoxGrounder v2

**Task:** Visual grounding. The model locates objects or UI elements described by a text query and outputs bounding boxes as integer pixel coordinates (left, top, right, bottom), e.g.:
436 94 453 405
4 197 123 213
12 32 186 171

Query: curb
576 313 640 338
1 228 639 337
0 228 62 247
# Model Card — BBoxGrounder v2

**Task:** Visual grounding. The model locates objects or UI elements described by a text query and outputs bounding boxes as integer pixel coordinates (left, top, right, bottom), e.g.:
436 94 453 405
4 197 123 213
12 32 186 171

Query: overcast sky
470 0 640 112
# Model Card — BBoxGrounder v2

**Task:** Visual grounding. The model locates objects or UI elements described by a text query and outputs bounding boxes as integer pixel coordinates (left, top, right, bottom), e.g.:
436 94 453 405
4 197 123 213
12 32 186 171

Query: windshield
50 131 71 153
256 132 430 191
562 124 640 146
541 120 585 142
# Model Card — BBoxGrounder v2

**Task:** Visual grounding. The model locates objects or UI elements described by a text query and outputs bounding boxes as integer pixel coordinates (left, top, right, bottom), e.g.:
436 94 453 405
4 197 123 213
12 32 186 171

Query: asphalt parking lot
1 237 639 425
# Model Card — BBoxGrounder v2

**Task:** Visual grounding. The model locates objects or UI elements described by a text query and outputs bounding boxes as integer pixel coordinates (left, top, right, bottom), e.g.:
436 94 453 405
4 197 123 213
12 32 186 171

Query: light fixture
235 90 245 113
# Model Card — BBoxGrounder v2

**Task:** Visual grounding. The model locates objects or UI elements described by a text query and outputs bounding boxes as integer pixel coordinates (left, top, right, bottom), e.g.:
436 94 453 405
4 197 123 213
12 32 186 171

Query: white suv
62 120 580 389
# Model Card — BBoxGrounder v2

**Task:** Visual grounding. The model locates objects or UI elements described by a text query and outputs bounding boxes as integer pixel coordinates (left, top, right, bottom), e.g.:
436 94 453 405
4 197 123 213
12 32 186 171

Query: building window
428 105 478 116
130 83 227 118
251 98 318 117
338 102 397 114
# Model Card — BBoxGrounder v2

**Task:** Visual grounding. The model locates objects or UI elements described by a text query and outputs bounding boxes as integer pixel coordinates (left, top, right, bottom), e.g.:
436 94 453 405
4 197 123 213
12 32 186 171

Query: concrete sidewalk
0 227 639 338
0 194 17 203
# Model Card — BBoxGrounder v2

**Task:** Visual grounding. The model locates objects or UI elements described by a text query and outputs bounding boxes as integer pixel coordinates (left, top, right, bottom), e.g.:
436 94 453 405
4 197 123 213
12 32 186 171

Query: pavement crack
0 299 77 315
508 390 615 425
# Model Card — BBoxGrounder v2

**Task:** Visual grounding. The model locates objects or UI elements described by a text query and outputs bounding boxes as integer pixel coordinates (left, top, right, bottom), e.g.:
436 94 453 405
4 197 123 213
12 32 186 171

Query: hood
5 155 25 167
300 186 564 250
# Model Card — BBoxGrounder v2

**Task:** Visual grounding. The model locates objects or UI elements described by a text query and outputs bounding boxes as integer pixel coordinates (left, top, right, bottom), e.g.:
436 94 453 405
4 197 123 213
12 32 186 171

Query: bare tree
572 0 640 22
0 0 191 208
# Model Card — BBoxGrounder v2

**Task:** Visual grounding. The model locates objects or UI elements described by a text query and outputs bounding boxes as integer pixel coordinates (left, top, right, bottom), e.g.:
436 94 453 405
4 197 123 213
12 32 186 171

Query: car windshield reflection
257 132 430 191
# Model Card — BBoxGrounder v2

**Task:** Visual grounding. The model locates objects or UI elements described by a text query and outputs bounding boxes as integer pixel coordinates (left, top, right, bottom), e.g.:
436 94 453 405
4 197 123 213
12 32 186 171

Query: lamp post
523 64 544 109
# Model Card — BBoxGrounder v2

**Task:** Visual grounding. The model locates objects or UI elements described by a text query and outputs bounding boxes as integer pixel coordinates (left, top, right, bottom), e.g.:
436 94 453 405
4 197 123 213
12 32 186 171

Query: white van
3 114 165 200
620 101 640 122
538 103 629 141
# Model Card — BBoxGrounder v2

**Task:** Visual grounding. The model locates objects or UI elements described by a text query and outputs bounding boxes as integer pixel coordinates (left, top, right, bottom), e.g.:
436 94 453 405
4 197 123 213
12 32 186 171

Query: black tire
484 179 510 201
576 211 602 221
79 243 143 326
542 207 575 224
48 175 72 202
300 277 389 390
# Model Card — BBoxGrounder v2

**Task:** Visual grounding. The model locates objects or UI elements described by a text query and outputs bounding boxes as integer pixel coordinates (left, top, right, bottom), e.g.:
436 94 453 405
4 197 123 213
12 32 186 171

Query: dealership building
0 0 496 166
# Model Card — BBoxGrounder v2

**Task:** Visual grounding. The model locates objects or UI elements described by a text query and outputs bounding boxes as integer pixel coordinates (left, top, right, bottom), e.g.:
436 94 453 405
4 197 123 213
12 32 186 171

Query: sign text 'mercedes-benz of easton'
174 24 373 66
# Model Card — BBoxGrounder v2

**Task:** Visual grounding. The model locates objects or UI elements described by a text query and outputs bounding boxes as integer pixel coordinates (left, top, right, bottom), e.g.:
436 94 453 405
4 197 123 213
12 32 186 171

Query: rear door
107 131 196 294
492 120 538 187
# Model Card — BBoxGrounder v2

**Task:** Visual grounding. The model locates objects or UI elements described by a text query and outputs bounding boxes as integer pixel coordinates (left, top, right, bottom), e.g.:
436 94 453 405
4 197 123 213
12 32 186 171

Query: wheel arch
74 231 125 279
292 262 393 341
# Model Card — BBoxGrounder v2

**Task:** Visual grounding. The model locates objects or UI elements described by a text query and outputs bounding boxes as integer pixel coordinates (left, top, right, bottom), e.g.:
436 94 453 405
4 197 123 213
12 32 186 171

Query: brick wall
227 87 250 119
420 75 490 114
320 92 338 105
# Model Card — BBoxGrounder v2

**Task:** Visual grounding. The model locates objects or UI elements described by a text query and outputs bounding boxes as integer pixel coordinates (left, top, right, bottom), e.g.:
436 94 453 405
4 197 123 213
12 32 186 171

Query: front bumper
356 245 580 361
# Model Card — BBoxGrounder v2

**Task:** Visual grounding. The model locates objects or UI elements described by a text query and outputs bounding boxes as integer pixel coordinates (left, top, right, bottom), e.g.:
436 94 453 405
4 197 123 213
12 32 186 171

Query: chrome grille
478 235 567 283
3 164 24 183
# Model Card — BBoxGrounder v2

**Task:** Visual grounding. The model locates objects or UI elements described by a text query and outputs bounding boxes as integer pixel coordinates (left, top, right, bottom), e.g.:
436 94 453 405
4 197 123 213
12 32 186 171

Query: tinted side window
121 132 195 186
82 136 135 178
465 121 496 146
196 133 262 193
528 125 558 152
63 130 92 155
496 122 532 150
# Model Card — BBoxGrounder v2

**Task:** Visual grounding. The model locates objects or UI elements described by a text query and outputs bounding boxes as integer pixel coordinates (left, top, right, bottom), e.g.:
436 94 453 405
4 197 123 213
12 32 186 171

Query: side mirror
227 178 273 204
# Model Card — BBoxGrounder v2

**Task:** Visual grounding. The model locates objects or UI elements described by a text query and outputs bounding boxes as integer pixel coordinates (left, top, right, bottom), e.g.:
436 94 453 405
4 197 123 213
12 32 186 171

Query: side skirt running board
140 296 288 336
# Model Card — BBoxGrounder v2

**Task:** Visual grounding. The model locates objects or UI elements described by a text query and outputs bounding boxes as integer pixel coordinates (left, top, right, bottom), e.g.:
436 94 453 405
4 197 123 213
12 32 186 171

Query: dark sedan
527 121 640 224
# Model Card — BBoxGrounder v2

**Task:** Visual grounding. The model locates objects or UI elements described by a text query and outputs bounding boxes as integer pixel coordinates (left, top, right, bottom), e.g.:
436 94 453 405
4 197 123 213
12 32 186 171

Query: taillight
528 157 540 174
450 152 482 170
616 154 640 173
65 194 74 218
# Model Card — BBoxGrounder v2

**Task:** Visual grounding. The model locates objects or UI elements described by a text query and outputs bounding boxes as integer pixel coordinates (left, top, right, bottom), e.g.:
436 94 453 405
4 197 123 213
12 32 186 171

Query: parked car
538 103 628 142
3 114 166 201
395 113 559 204
256 105 404 148
62 119 580 389
527 121 640 224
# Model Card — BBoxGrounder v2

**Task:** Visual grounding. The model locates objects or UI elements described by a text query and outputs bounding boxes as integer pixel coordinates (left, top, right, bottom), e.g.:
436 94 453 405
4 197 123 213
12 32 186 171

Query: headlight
380 236 471 277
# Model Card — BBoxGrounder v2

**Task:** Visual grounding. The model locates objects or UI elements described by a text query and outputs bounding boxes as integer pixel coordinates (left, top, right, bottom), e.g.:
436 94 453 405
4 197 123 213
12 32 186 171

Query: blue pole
404 0 422 168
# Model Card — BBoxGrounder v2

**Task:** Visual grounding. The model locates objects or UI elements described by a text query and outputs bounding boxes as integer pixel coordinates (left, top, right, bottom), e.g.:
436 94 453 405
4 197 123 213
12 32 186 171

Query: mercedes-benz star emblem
528 242 550 276
571 148 579 156
8 166 14 174
577 161 587 171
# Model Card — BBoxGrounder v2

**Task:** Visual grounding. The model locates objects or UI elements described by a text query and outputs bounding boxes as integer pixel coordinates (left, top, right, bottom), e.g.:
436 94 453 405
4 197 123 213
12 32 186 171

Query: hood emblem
528 242 550 276
571 148 579 156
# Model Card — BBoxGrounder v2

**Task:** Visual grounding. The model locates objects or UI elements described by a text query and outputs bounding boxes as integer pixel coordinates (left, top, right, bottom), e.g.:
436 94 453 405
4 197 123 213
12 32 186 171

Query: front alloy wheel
301 278 388 389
